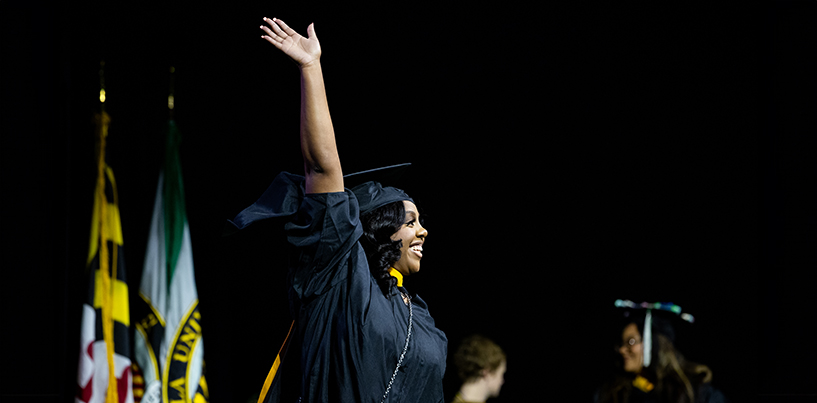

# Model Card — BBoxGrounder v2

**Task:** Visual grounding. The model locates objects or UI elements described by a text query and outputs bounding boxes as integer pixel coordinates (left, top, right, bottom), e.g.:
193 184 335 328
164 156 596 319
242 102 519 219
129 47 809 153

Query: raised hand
261 18 321 67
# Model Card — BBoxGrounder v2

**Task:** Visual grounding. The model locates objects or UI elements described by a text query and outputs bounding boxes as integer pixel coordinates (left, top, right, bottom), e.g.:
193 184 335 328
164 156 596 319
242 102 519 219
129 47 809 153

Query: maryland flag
132 120 208 403
76 111 134 403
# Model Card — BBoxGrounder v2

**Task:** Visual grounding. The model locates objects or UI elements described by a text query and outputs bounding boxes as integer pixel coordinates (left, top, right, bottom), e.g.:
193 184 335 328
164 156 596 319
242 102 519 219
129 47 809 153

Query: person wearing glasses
594 300 728 403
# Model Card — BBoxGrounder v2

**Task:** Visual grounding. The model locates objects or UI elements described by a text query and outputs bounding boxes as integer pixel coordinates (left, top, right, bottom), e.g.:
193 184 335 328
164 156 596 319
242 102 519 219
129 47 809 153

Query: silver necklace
380 290 413 403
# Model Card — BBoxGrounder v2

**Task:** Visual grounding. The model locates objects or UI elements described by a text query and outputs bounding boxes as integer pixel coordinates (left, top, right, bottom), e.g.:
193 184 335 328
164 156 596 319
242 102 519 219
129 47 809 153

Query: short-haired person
451 335 507 403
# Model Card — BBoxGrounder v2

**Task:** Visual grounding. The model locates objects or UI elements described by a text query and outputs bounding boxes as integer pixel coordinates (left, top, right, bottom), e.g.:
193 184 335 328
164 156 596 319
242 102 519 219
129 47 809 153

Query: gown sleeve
285 189 363 299
226 171 364 300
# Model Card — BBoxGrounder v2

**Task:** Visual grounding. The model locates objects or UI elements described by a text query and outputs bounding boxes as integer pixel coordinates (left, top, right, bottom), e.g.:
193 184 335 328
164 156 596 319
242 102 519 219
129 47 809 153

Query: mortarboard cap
224 163 412 235
614 299 695 368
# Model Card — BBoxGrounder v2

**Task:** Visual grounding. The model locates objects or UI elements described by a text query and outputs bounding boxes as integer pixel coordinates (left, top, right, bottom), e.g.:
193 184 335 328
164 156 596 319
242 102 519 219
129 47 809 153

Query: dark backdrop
3 2 815 403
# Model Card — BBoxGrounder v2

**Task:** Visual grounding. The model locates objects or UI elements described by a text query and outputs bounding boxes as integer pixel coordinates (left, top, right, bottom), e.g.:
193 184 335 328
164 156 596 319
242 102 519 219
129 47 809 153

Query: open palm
261 18 321 67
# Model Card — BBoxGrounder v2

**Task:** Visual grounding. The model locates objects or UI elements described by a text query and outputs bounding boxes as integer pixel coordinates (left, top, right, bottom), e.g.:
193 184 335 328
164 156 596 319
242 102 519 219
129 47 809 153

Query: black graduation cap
224 163 413 235
613 299 695 368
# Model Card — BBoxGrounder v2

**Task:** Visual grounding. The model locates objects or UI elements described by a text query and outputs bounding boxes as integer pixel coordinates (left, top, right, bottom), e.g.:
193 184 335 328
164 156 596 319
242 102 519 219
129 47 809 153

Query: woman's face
485 360 507 398
390 200 427 277
619 322 644 373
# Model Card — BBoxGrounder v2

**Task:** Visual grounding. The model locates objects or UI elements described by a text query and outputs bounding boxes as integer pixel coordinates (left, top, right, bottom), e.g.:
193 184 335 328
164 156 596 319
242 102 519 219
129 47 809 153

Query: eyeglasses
617 337 642 350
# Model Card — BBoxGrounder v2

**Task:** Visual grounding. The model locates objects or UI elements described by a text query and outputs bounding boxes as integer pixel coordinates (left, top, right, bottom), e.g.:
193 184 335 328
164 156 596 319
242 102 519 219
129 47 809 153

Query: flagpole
78 59 133 403
168 65 175 121
99 60 106 114
95 61 108 172
95 59 120 403
132 62 209 402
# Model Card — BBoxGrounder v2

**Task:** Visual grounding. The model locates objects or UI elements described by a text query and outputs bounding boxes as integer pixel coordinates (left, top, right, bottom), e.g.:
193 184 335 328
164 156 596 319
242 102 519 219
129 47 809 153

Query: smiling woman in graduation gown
227 17 447 403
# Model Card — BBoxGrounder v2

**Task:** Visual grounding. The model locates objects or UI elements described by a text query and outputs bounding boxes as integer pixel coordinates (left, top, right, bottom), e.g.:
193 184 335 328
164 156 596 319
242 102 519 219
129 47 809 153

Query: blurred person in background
594 300 728 403
450 335 507 403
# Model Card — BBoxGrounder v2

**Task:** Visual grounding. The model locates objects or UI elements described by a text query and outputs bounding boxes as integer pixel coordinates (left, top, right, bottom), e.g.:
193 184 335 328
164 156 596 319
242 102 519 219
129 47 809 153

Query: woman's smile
391 200 428 277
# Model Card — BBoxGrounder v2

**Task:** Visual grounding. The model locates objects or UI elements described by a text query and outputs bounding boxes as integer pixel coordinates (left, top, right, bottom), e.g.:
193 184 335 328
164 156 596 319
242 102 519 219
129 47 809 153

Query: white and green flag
133 120 208 403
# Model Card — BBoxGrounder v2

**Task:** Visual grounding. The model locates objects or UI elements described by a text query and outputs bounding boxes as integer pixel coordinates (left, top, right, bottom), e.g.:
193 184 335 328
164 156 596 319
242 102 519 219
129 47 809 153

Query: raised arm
261 18 343 194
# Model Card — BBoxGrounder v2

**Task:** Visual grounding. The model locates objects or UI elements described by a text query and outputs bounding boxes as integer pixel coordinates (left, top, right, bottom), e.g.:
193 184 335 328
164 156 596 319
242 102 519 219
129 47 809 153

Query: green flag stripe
163 120 187 286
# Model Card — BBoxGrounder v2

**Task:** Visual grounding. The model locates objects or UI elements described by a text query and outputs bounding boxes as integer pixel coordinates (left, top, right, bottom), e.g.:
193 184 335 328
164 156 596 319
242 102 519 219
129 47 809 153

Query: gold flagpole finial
99 60 107 107
168 66 176 113
94 60 110 167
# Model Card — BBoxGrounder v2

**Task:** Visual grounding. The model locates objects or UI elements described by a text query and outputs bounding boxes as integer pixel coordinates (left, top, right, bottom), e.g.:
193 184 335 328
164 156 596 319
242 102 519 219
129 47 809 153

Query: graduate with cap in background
594 300 728 403
226 16 447 403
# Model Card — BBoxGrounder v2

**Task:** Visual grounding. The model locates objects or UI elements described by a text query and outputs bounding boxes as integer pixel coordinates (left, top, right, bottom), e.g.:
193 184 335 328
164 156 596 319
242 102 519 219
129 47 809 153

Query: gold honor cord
258 321 296 403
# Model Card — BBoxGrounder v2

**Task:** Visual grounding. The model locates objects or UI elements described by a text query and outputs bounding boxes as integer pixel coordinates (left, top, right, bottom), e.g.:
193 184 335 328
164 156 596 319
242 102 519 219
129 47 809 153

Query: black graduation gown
274 176 448 403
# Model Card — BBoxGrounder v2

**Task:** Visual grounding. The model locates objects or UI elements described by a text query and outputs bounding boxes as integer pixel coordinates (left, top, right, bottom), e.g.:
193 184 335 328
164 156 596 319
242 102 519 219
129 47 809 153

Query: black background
2 2 815 403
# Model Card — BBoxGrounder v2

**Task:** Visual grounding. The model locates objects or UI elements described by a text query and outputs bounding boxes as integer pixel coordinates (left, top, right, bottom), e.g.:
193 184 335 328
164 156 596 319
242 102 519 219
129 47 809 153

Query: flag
76 111 134 403
133 120 208 403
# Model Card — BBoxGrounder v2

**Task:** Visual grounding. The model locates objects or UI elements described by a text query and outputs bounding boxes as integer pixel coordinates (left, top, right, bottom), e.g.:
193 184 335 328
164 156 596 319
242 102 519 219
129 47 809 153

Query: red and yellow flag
76 111 134 403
